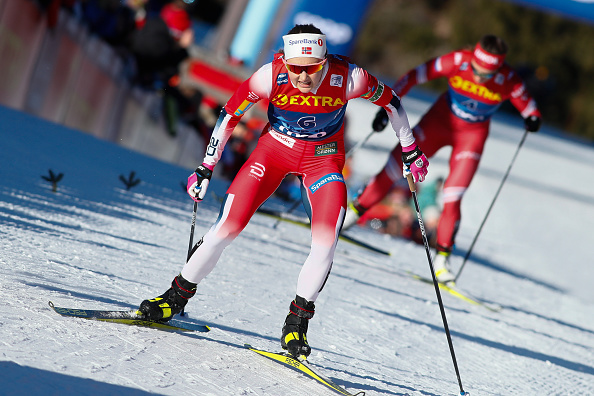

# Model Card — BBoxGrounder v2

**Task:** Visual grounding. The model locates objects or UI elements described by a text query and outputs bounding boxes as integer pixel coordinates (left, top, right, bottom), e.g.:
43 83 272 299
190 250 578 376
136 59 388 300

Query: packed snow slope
1 103 593 395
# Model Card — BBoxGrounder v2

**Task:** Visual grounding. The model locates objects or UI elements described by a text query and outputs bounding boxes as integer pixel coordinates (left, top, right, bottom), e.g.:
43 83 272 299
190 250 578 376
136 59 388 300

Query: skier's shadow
451 250 563 292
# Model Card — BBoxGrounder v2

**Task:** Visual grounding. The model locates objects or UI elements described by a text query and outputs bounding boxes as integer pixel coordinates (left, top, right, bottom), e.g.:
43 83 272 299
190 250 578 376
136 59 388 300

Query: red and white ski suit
355 49 541 251
181 54 416 301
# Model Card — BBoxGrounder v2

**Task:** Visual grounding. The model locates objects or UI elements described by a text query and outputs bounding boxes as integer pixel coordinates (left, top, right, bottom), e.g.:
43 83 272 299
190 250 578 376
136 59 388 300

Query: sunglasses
471 64 497 79
283 58 326 75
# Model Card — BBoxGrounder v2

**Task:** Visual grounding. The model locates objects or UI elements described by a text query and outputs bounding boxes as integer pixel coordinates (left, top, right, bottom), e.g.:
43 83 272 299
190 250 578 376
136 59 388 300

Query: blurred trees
353 0 594 141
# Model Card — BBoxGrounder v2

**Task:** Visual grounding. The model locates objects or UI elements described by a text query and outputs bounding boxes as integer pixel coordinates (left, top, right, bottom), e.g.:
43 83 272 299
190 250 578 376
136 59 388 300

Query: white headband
282 33 327 60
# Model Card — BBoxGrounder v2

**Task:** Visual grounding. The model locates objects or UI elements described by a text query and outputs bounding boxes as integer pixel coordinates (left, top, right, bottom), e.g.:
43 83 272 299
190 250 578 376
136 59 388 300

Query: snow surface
1 102 593 396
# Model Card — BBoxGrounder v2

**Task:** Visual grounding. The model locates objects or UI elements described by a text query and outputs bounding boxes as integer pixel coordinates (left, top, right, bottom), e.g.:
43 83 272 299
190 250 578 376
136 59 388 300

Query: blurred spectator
381 215 409 239
127 1 192 89
160 0 194 46
358 180 414 239
79 0 136 48
185 0 224 26
220 121 256 180
143 0 171 16
34 0 77 29
124 0 149 29
413 176 443 214
409 176 444 247
162 76 210 141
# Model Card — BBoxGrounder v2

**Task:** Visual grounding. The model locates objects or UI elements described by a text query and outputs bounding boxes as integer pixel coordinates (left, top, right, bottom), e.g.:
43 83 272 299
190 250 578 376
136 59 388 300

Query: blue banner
501 0 594 24
230 0 284 67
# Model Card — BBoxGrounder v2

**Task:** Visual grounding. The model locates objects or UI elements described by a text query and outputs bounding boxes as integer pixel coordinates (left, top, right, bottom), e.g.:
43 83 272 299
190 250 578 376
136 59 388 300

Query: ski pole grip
406 173 416 192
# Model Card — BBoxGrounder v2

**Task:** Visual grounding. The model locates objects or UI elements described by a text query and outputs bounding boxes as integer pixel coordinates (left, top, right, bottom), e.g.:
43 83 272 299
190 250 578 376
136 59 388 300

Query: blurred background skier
344 34 541 284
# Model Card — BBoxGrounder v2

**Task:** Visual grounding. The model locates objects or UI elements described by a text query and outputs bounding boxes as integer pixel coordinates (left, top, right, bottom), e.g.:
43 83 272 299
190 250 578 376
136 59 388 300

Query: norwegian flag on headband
302 47 312 55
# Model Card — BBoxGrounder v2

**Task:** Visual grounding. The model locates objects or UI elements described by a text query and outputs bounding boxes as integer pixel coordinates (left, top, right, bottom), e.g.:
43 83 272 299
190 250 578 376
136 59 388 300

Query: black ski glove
524 115 541 133
372 108 389 132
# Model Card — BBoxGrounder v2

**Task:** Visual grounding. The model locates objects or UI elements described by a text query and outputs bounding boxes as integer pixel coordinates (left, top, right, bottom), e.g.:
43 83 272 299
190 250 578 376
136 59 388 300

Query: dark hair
479 35 508 55
286 24 324 35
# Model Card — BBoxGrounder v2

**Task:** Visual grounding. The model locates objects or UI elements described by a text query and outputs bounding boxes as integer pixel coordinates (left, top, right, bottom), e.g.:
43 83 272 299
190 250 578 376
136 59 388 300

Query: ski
405 272 502 312
338 233 391 256
48 301 210 332
256 207 391 256
244 344 365 396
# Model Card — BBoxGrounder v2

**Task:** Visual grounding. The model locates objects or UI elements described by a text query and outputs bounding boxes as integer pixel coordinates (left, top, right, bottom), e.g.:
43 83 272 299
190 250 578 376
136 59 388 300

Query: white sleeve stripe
434 57 443 72
212 193 234 234
521 99 537 118
346 63 367 99
442 187 466 203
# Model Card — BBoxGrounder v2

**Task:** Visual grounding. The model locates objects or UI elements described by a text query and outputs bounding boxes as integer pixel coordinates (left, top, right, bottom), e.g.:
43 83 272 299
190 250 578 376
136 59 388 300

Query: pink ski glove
187 165 213 202
401 143 429 183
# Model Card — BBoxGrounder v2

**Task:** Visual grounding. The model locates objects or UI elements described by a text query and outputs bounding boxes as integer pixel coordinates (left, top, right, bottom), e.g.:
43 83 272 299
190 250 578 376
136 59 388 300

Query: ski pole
406 173 468 396
346 130 375 160
187 201 198 262
180 201 198 317
454 129 528 283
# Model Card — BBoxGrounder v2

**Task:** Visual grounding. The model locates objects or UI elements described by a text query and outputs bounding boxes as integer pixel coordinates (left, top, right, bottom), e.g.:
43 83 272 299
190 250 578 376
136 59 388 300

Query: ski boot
434 247 455 284
281 295 315 358
138 274 196 322
342 200 367 230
